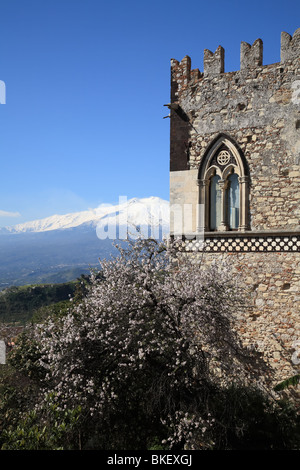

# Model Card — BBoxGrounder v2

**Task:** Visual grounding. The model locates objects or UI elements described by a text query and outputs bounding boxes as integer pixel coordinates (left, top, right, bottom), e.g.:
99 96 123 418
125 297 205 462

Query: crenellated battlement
240 38 263 70
203 45 224 76
281 27 300 62
171 28 300 96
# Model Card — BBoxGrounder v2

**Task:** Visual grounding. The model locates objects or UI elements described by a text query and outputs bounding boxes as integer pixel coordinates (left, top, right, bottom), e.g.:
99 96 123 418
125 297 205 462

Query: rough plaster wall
169 169 199 235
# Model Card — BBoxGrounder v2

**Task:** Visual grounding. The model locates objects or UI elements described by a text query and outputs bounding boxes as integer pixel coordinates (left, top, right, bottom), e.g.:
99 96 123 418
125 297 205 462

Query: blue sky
0 0 299 226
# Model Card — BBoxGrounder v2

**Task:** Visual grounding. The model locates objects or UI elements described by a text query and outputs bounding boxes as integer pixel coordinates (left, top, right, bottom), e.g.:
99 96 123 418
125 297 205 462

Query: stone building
168 28 300 381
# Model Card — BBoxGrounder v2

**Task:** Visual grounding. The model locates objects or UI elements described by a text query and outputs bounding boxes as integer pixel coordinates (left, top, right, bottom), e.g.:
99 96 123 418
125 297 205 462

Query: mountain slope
1 197 170 235
0 197 170 289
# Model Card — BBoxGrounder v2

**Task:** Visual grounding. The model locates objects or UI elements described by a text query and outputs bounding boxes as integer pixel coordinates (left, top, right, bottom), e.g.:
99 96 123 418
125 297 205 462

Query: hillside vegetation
0 239 299 450
0 279 87 324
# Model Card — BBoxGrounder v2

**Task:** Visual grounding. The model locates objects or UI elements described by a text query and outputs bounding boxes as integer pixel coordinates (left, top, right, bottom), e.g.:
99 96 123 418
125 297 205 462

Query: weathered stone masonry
168 29 300 380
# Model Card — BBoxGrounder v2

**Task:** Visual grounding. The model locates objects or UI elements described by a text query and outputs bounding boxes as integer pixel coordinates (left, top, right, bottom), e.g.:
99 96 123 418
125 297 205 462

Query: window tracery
198 135 249 232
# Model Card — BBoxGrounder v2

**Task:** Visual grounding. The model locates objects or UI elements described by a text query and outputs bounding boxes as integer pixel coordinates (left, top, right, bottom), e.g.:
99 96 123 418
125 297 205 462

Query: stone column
238 175 250 231
218 179 229 231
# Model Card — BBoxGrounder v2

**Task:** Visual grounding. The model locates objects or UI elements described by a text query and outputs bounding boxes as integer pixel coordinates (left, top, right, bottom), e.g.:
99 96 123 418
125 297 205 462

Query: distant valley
0 197 169 289
0 227 116 288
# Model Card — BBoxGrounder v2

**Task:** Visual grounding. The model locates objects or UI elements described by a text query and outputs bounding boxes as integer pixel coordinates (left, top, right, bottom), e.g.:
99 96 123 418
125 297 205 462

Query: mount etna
0 197 170 289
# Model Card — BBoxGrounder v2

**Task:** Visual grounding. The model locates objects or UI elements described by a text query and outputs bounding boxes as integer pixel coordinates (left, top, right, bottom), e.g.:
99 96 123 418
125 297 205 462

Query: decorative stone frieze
178 232 300 253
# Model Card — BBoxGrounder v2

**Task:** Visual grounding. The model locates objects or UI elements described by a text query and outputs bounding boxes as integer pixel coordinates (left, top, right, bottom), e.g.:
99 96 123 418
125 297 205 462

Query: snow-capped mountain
1 197 170 238
0 197 170 288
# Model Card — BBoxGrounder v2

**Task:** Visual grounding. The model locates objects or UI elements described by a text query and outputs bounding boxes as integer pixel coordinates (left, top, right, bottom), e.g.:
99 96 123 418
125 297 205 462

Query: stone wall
169 28 300 232
182 248 300 381
168 28 300 383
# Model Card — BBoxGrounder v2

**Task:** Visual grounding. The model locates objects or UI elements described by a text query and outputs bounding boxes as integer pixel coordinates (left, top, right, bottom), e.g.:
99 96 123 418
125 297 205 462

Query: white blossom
24 238 262 449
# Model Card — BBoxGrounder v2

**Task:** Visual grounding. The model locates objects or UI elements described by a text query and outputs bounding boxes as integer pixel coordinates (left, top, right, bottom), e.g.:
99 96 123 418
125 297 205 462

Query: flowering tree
5 238 276 449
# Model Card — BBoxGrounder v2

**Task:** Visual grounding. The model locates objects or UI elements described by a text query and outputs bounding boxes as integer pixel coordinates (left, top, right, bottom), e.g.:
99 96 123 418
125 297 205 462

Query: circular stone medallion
217 150 230 166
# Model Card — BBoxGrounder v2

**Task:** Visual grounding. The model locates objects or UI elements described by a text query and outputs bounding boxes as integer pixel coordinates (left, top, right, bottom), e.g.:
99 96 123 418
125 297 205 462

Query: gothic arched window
198 135 249 232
